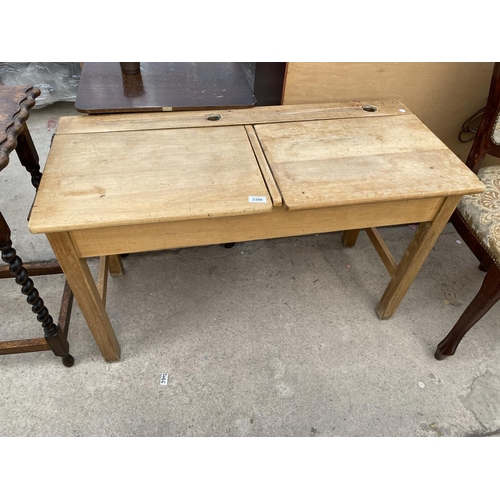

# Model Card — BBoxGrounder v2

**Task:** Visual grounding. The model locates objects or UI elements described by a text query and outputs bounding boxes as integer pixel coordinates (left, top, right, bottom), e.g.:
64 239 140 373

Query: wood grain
283 62 495 164
26 101 490 361
69 198 445 258
47 232 120 362
108 254 124 276
97 256 109 308
30 126 272 233
56 101 411 135
376 196 462 319
365 228 397 277
0 338 50 354
254 114 485 211
244 125 282 207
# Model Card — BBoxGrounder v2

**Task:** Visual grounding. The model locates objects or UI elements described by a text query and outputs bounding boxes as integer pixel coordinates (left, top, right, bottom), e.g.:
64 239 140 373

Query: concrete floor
1 102 500 437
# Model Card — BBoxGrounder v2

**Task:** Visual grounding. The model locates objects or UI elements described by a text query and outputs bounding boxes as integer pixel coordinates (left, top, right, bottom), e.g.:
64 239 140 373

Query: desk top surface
29 101 485 234
75 62 256 114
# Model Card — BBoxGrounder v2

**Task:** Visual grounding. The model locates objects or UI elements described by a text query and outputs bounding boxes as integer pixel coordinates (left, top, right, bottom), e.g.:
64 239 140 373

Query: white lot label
248 196 267 203
160 373 169 385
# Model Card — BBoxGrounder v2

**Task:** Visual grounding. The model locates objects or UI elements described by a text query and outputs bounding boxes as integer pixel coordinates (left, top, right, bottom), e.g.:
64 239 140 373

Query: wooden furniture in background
282 63 495 164
0 85 74 366
253 63 287 106
436 62 500 359
75 62 256 114
28 101 483 362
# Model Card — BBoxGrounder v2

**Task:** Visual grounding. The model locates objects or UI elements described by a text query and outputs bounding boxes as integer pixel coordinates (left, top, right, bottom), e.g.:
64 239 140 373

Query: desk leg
47 232 121 362
376 196 461 319
342 229 361 247
108 254 124 276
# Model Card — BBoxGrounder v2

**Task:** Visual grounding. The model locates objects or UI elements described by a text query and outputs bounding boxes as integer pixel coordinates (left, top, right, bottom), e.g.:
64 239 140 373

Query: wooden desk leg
108 254 124 276
47 232 121 362
342 229 361 247
376 196 461 319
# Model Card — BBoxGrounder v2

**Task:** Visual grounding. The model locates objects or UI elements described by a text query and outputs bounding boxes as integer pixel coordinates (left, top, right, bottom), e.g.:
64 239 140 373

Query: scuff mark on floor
461 369 500 433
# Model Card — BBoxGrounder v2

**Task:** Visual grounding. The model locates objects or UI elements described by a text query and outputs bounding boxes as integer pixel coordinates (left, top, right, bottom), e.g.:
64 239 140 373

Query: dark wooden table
0 85 74 366
75 62 256 114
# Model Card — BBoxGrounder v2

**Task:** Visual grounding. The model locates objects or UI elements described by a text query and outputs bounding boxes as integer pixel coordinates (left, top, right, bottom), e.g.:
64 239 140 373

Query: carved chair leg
0 212 73 366
15 124 42 189
435 264 500 359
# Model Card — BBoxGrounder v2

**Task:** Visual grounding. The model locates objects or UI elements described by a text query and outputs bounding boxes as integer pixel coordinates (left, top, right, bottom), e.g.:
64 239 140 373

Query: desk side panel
71 198 444 258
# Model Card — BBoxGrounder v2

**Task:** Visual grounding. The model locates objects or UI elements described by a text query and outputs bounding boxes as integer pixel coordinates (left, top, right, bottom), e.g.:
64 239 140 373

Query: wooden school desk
28 101 485 362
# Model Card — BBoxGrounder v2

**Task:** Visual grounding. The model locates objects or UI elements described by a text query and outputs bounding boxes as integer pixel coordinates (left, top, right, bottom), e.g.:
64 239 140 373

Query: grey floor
1 102 500 437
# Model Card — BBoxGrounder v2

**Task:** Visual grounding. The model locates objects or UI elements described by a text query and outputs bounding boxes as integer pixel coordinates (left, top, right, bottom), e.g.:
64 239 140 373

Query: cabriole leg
435 264 500 359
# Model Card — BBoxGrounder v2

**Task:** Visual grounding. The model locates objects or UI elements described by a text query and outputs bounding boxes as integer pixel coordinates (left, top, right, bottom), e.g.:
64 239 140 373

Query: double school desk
28 101 485 362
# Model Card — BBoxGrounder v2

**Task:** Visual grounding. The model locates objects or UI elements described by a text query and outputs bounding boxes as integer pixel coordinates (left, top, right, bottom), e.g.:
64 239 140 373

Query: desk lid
29 125 272 233
254 112 485 210
29 102 485 234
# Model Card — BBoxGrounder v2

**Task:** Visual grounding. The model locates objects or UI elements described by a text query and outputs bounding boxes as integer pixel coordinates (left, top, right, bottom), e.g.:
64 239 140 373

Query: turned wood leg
47 232 121 362
376 196 461 319
435 264 500 360
0 212 72 365
342 229 361 247
15 124 42 189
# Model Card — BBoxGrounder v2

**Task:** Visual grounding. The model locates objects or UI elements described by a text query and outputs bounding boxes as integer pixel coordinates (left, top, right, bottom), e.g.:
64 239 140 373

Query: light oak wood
97 256 109 308
342 229 361 247
55 101 411 135
254 114 485 211
108 254 124 276
283 62 495 165
376 196 462 319
30 126 272 233
46 232 120 362
70 198 446 258
30 108 484 235
365 228 397 277
244 125 282 207
27 102 487 361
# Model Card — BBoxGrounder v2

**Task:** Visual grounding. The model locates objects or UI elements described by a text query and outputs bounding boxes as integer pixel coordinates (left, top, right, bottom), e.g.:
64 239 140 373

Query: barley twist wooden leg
15 124 42 189
0 212 73 366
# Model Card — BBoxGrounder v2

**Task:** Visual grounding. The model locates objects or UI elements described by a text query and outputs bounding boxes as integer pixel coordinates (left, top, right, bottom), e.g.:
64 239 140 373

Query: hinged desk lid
29 125 272 233
254 113 485 211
